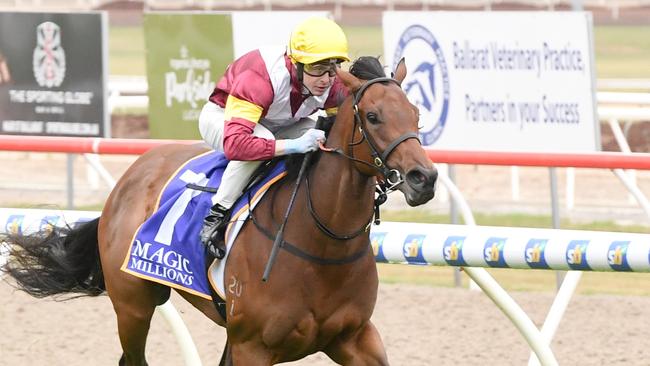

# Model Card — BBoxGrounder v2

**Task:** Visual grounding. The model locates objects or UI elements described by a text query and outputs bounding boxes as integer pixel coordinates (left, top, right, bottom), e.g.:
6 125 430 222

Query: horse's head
334 57 437 206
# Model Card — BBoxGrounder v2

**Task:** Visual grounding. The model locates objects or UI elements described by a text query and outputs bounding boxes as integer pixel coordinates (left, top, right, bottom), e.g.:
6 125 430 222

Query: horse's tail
1 218 105 298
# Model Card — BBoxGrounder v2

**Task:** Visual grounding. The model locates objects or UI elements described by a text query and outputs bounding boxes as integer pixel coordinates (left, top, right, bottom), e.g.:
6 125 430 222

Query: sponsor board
384 12 598 152
0 12 108 137
144 11 328 139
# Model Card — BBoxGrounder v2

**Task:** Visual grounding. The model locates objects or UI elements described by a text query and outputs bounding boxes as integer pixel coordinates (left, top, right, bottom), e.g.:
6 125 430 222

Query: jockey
197 17 350 259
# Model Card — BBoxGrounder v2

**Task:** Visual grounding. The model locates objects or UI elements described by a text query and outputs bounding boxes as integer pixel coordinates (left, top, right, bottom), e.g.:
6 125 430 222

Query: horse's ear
336 68 363 93
393 58 407 85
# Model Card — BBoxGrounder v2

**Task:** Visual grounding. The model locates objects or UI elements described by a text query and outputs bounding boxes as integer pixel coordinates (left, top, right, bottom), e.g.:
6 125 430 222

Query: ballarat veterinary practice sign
383 12 599 152
0 12 108 137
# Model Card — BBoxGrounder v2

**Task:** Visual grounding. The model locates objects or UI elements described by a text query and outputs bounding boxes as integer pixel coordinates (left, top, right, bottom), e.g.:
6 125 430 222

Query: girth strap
205 253 228 322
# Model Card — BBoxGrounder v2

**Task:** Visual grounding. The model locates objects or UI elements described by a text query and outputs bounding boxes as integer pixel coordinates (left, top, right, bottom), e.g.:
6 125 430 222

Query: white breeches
198 102 316 208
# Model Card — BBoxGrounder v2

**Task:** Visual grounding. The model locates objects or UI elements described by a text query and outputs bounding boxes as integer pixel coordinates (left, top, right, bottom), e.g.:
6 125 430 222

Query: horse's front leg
324 321 389 366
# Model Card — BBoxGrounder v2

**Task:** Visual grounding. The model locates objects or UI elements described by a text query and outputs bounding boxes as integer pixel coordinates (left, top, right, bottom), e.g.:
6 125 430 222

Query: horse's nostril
406 169 426 187
406 168 437 189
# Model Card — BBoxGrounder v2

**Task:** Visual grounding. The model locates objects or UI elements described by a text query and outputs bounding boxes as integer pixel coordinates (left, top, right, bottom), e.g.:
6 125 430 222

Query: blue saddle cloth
120 150 286 299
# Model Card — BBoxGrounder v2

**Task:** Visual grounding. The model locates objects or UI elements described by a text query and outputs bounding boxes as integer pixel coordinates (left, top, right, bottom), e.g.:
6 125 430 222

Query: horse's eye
366 112 380 125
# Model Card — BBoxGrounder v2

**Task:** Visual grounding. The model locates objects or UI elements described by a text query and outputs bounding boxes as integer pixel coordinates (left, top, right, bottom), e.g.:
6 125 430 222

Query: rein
251 76 420 266
321 77 421 191
305 170 375 240
248 189 370 266
315 76 422 229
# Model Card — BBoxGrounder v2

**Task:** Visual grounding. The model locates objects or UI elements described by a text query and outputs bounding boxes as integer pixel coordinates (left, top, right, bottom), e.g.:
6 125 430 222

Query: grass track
109 25 650 78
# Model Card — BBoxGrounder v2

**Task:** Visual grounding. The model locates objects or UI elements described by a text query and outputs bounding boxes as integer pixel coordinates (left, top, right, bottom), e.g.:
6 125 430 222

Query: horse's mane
283 56 386 179
349 56 386 80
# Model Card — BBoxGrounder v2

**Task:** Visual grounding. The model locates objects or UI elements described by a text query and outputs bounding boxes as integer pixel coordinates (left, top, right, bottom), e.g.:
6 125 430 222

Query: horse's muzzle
403 166 437 206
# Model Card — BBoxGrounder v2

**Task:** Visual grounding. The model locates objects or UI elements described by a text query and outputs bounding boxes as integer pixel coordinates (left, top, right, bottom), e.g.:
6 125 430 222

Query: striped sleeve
220 54 277 161
223 120 275 161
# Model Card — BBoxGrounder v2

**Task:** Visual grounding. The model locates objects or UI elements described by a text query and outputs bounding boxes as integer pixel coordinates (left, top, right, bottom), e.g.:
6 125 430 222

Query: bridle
249 76 423 265
351 77 421 188
303 76 421 240
322 77 421 192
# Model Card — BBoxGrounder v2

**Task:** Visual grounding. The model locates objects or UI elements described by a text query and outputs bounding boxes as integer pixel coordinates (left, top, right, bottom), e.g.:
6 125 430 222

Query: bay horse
1 56 437 365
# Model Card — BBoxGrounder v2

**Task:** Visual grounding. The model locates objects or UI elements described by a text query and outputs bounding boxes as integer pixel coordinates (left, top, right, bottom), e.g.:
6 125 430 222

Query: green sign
144 13 234 139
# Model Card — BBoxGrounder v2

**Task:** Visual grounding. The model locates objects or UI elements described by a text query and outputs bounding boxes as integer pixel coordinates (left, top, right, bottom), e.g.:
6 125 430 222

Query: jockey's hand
281 129 326 155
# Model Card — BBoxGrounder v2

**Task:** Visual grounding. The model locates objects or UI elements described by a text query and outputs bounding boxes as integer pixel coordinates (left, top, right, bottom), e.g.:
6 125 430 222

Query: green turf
593 26 650 78
109 26 145 76
377 264 650 296
109 24 650 78
381 210 650 233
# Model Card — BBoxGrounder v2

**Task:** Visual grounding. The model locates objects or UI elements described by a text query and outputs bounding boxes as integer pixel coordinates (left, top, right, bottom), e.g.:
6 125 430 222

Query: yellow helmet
288 17 350 65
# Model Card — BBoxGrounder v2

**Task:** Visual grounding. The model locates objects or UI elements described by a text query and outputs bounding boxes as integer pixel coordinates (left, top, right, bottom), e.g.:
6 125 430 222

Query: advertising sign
144 11 328 140
0 12 108 137
144 12 233 140
383 12 599 152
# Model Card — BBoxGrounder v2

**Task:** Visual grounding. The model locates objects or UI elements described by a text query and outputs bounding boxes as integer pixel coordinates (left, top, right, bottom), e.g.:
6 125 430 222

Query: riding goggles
303 60 342 77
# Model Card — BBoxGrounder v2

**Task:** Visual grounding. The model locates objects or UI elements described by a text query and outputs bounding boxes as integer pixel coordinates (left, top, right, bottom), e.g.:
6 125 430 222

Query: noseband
301 76 422 241
249 76 423 266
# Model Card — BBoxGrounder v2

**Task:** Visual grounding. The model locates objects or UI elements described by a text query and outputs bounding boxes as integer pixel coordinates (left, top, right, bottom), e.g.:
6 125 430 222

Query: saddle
120 150 289 321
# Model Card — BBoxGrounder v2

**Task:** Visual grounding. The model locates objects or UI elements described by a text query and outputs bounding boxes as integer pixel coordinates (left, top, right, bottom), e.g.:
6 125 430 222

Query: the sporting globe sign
383 12 599 152
0 12 108 137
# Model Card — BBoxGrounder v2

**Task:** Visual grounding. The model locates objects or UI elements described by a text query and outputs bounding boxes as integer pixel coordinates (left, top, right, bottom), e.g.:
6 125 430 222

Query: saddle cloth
120 150 287 300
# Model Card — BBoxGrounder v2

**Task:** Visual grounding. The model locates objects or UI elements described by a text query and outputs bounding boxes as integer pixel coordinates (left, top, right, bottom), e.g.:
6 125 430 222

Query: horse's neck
308 117 375 241
313 152 374 211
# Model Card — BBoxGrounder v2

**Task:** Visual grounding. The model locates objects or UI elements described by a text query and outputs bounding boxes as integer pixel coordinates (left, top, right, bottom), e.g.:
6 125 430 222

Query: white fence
2 207 649 365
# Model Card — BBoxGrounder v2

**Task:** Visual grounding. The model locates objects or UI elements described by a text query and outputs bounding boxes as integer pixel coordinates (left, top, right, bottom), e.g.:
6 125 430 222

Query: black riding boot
199 203 230 259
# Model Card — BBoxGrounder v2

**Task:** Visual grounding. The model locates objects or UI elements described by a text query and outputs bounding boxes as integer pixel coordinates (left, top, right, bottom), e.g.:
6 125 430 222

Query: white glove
283 129 326 154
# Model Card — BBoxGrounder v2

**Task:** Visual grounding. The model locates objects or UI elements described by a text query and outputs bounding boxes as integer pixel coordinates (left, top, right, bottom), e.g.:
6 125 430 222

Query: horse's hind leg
108 277 170 366
115 302 155 366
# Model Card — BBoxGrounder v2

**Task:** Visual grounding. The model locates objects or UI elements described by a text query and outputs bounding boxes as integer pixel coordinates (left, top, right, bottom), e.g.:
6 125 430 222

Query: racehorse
1 56 437 365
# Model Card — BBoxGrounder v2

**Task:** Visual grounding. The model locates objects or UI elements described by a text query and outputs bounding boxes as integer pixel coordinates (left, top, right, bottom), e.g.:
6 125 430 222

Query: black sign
0 12 108 137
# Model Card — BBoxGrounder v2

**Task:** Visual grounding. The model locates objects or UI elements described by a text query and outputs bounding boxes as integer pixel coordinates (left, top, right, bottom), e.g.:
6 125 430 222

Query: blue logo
566 240 591 270
370 232 388 263
525 239 550 269
403 234 427 265
484 237 508 268
5 215 24 235
393 24 450 146
443 236 467 266
39 215 60 233
607 241 631 271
